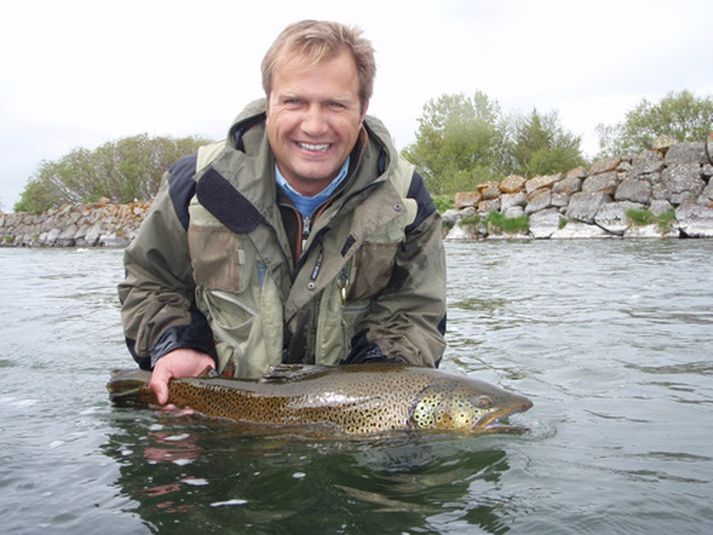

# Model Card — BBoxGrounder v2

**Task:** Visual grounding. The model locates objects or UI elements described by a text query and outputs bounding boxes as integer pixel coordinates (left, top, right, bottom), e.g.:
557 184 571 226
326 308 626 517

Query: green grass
460 214 481 226
484 212 529 234
626 208 676 232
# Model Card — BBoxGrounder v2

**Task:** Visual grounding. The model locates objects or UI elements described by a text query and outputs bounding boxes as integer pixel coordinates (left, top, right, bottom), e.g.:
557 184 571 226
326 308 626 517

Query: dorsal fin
258 364 332 384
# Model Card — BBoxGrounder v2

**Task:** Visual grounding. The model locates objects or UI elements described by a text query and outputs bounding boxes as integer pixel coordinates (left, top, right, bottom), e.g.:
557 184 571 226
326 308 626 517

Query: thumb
149 372 170 406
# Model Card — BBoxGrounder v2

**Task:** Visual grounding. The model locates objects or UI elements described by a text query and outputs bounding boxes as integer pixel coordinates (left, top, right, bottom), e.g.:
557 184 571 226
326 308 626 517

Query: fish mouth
474 398 533 434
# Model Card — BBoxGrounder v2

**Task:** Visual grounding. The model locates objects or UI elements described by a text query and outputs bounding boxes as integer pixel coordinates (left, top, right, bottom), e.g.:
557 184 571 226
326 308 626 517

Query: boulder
529 208 561 239
552 176 583 194
615 178 652 204
589 157 621 175
478 198 501 213
550 221 615 239
501 191 527 211
665 142 706 165
594 201 645 236
565 166 588 180
581 171 620 195
478 181 501 200
525 189 552 215
551 192 569 208
676 202 713 238
624 224 678 239
445 222 477 240
499 175 526 193
630 150 664 177
502 205 525 219
661 162 704 204
566 191 611 223
525 173 562 195
649 199 674 216
454 191 480 209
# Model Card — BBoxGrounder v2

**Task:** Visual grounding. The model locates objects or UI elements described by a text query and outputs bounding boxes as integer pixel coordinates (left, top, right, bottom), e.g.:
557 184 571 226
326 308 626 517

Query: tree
15 134 211 213
597 90 713 155
402 92 507 195
506 109 586 178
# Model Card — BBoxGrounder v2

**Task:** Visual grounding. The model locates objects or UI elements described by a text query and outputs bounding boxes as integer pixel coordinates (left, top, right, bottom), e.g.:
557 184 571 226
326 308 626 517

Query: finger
149 375 169 405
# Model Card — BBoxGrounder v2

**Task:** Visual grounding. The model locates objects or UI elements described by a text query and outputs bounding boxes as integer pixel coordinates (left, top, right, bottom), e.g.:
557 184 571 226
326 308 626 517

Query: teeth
299 142 329 152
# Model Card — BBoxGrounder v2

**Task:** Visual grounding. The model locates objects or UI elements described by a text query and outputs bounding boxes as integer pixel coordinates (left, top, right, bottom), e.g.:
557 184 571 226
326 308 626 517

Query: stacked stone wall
0 198 149 248
443 138 713 239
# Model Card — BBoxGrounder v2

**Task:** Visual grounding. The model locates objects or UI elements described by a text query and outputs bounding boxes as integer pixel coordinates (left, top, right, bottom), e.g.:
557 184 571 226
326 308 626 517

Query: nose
301 104 329 137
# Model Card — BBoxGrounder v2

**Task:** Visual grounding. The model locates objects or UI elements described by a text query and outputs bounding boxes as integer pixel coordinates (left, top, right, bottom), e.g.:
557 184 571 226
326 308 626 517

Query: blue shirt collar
275 157 350 219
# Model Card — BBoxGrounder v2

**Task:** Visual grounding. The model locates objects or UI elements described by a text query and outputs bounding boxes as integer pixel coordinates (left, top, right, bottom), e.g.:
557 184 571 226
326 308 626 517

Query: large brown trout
107 363 532 436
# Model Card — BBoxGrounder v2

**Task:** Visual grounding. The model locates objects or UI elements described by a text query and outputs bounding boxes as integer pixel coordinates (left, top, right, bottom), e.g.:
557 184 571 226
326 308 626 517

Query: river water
1 241 712 534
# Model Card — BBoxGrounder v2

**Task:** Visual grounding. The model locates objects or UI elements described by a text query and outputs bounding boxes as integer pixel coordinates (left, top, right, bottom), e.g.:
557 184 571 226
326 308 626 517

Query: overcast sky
2 0 711 211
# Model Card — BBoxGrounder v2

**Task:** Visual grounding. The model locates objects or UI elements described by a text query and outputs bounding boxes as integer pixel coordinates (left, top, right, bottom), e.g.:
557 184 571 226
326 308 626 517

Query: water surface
1 241 712 533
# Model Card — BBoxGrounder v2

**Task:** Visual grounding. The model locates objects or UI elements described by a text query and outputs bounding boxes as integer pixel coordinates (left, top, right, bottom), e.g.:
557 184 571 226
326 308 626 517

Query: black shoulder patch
196 168 266 234
406 170 437 233
167 155 198 230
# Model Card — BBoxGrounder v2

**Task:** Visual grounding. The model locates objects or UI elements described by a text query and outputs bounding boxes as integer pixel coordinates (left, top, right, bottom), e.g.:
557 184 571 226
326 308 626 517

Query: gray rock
501 191 527 211
478 198 501 213
624 224 678 239
445 223 476 241
84 222 104 246
582 171 620 195
56 224 78 247
529 208 562 239
594 201 646 236
44 228 61 246
525 189 552 214
630 150 664 177
553 176 583 194
676 202 713 237
566 166 588 179
665 142 706 165
662 162 704 204
551 221 615 239
525 173 562 195
590 157 621 175
615 179 652 204
649 199 674 216
551 192 569 208
700 181 713 203
566 191 611 223
502 205 525 219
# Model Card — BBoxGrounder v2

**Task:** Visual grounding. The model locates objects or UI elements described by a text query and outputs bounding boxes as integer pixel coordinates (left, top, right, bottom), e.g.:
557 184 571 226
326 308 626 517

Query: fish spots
157 363 530 436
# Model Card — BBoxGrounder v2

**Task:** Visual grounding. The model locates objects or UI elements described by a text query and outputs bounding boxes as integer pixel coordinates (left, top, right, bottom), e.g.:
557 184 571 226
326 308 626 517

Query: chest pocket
349 197 418 301
187 202 253 294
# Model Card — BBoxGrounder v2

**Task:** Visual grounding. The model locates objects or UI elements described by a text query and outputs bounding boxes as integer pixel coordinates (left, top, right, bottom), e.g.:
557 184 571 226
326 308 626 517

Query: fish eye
478 396 492 409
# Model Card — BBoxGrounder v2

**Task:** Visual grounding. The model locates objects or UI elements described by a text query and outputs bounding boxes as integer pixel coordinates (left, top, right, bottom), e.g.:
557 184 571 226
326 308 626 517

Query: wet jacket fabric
118 100 446 378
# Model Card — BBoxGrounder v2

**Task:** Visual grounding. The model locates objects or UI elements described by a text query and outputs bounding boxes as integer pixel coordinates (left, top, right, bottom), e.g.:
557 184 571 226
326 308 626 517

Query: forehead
272 48 359 89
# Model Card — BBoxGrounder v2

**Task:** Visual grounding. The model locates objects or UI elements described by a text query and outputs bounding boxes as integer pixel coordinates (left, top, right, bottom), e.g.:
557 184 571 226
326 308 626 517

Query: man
118 20 446 404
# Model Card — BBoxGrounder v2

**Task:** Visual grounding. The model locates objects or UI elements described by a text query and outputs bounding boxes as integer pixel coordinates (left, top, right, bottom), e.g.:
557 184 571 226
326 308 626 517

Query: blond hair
261 20 376 109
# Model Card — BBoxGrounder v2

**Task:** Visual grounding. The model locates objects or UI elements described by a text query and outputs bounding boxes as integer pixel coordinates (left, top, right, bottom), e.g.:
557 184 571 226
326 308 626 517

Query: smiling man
118 20 447 404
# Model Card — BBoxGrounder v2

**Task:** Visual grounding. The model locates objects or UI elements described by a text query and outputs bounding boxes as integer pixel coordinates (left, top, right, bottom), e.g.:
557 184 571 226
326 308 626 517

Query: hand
149 348 215 405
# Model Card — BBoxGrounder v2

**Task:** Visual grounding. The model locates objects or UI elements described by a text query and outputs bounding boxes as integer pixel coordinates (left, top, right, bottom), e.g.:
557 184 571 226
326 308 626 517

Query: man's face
266 48 367 196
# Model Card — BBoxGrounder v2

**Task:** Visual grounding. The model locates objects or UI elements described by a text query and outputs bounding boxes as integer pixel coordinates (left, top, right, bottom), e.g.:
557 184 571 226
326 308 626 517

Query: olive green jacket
118 100 446 378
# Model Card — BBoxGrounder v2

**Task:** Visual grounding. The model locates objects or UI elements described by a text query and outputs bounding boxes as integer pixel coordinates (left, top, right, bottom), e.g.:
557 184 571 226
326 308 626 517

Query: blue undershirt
275 157 350 219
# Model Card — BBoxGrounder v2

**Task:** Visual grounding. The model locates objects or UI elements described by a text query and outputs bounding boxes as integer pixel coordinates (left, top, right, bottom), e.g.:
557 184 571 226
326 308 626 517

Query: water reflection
102 408 521 533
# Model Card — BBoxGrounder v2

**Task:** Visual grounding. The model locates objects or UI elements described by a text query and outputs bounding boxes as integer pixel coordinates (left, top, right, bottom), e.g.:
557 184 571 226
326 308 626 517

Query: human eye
327 100 348 110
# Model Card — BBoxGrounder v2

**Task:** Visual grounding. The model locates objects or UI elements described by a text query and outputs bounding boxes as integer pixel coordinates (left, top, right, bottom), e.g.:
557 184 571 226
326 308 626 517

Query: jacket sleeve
345 171 447 368
117 156 217 370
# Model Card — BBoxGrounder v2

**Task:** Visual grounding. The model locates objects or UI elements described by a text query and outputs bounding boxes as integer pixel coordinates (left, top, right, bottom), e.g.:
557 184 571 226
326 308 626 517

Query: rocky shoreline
443 139 713 240
2 139 713 247
0 199 150 248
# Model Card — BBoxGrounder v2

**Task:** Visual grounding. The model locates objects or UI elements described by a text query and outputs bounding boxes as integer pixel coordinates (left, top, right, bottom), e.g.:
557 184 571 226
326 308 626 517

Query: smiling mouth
298 142 331 152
